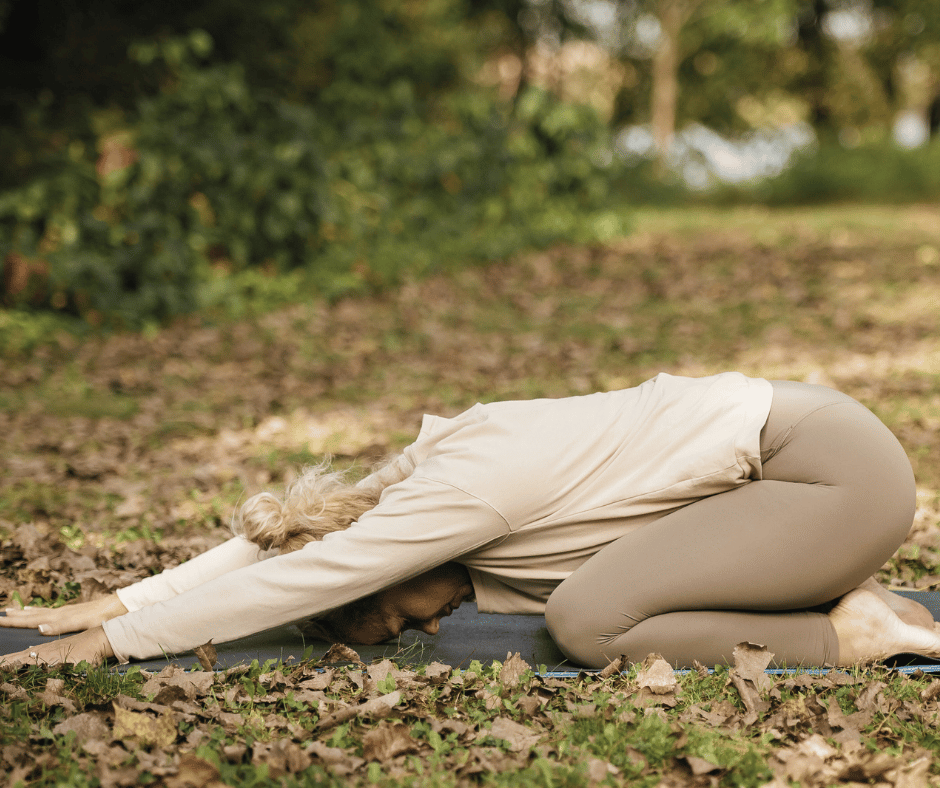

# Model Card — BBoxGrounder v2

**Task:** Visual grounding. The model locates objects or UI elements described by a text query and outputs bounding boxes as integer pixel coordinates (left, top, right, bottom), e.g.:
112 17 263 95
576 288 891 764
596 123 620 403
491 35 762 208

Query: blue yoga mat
3 591 940 674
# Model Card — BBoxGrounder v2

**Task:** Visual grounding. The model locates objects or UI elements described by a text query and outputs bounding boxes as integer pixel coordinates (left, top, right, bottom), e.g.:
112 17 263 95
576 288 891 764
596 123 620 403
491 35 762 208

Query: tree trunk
651 0 684 174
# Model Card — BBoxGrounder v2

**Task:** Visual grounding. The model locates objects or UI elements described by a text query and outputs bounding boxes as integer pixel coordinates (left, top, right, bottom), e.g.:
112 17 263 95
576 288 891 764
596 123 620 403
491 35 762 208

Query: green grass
2 656 939 786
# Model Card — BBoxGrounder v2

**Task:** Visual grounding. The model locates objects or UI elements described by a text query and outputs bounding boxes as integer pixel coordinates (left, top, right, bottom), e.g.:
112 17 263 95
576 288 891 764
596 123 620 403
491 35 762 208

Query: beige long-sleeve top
103 372 773 662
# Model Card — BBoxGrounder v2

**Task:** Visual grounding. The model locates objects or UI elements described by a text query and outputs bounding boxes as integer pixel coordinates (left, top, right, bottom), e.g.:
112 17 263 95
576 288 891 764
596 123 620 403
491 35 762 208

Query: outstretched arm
102 477 508 662
1 536 273 651
115 536 277 612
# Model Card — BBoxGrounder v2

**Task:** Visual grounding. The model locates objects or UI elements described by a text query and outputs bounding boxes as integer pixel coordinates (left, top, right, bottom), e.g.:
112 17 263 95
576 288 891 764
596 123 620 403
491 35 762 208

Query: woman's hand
0 626 114 667
1 594 128 635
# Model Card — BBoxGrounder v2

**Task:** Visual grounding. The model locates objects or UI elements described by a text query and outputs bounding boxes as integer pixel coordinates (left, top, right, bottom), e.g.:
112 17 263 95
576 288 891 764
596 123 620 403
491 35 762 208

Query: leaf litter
3 644 940 785
2 209 940 784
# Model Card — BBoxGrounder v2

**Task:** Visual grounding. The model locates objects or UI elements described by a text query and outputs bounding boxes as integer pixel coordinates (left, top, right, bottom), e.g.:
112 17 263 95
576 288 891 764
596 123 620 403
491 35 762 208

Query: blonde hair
232 455 411 553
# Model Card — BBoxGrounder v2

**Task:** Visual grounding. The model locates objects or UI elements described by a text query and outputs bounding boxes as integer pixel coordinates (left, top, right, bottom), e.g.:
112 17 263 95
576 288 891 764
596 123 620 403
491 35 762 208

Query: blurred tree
1 1 628 324
867 0 940 137
610 0 798 170
789 0 839 134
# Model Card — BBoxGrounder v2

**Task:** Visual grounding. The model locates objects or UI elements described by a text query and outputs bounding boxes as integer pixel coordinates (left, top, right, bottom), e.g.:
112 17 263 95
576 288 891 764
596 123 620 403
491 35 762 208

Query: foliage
752 139 940 203
0 14 629 326
614 0 801 133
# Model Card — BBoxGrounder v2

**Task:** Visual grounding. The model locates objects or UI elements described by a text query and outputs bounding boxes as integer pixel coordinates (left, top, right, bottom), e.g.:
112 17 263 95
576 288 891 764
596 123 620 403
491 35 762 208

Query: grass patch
1 656 939 786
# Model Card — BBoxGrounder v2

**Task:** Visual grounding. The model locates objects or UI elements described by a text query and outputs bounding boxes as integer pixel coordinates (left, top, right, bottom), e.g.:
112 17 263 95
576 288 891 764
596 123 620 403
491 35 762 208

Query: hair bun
232 458 409 554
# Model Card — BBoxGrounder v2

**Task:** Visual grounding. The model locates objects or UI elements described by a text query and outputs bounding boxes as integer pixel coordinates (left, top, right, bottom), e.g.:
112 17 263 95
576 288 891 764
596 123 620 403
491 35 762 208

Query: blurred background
1 0 939 604
1 0 938 329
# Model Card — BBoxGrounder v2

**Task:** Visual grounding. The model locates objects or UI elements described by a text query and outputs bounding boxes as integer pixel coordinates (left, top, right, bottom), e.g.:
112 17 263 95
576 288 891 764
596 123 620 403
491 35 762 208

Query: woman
3 372 939 669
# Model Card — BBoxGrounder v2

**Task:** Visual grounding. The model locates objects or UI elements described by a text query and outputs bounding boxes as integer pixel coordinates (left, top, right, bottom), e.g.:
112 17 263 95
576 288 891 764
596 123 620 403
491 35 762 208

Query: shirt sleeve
115 537 277 612
102 476 509 662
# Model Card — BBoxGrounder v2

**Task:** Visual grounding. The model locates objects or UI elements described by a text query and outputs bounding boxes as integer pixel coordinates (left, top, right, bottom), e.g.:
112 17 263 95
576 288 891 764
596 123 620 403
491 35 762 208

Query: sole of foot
860 576 936 630
830 588 940 666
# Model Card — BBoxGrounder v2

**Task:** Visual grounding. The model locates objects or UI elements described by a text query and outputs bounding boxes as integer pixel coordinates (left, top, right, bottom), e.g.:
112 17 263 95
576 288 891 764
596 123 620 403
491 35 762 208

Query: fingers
0 636 105 668
1 646 56 668
1 595 127 635
1 608 58 633
1 609 47 629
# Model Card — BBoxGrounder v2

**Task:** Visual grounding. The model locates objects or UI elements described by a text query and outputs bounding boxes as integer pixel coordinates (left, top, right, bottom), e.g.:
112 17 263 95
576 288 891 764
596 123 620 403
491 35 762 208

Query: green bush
754 140 940 204
0 24 630 328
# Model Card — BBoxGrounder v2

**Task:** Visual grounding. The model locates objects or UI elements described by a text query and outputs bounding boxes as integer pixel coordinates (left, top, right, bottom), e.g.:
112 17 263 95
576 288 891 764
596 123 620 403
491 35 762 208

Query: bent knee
545 584 633 668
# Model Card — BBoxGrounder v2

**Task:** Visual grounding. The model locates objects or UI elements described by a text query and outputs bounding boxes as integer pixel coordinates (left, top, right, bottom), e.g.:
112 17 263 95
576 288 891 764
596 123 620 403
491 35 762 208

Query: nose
418 618 440 635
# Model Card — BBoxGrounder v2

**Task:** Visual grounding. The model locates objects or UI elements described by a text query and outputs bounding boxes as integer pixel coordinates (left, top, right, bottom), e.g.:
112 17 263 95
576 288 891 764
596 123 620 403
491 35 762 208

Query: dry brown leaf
461 745 525 775
52 711 111 743
299 668 335 690
731 642 774 691
112 703 177 748
486 716 542 752
854 680 888 714
919 679 940 702
598 654 627 679
362 721 420 761
0 682 28 701
423 661 452 684
684 755 721 776
306 741 365 775
729 643 774 722
38 678 77 713
320 643 364 666
889 754 932 788
366 659 413 686
499 652 530 690
315 690 401 730
142 667 214 702
835 750 899 782
636 655 677 695
193 641 218 671
164 753 227 788
251 739 312 776
585 757 620 782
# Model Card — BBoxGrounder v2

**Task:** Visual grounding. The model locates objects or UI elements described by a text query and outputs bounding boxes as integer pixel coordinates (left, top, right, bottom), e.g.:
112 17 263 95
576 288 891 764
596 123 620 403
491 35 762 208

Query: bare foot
829 588 940 665
859 576 935 629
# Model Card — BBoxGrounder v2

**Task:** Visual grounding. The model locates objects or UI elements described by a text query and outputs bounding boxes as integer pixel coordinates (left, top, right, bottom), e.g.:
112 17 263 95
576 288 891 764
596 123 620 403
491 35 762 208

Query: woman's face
342 563 475 644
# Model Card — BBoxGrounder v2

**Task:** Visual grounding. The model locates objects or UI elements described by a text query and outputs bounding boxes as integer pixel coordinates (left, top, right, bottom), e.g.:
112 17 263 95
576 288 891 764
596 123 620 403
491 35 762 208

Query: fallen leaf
499 652 530 690
367 659 412 685
306 741 365 775
38 678 77 713
164 753 226 788
193 641 217 671
0 682 28 701
729 642 774 722
320 643 364 665
731 642 774 691
297 668 335 690
52 711 111 743
315 690 401 730
684 755 721 775
636 655 677 695
598 654 627 679
251 739 312 776
423 662 452 684
362 721 420 761
112 703 177 748
585 757 619 782
486 716 542 752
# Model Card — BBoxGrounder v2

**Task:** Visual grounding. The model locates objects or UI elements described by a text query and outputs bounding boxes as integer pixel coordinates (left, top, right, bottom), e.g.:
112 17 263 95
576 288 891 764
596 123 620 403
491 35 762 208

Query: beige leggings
544 381 916 668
